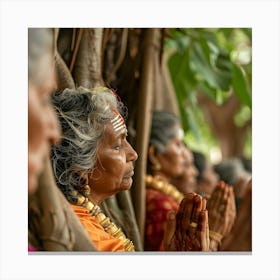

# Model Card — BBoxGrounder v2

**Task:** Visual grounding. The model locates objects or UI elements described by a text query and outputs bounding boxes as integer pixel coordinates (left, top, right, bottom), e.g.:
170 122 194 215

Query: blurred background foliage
165 28 252 162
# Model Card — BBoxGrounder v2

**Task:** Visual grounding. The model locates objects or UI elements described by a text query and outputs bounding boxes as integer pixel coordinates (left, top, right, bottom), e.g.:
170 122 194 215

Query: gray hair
51 86 121 203
28 28 54 85
149 111 180 153
214 158 251 186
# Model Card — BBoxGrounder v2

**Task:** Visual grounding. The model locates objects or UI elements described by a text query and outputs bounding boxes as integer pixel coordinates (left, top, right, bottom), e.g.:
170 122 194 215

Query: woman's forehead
102 122 127 142
111 109 126 132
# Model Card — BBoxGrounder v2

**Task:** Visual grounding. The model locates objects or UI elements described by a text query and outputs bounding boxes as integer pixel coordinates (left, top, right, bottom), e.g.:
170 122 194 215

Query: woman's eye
113 141 122 150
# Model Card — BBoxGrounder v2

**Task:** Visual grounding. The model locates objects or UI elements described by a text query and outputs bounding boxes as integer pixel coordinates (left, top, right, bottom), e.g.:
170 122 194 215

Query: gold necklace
146 175 184 204
74 193 135 252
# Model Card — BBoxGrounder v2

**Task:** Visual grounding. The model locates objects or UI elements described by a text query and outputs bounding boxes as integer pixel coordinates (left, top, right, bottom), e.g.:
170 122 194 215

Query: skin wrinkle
155 125 185 181
171 146 198 195
88 122 137 205
51 88 119 200
147 112 210 251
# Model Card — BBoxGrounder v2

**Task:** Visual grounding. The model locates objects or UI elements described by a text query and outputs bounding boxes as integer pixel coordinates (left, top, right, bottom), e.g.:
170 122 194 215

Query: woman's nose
126 142 138 162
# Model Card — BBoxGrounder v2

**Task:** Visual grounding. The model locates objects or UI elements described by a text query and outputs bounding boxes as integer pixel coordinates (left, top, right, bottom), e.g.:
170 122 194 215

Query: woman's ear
148 145 157 165
148 145 162 172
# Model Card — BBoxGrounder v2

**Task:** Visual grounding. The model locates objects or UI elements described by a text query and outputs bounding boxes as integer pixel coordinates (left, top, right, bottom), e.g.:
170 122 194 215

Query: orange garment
71 204 125 252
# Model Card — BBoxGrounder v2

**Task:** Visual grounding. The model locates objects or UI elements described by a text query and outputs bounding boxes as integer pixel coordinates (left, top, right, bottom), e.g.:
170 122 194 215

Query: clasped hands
162 181 236 251
207 181 236 250
162 193 209 251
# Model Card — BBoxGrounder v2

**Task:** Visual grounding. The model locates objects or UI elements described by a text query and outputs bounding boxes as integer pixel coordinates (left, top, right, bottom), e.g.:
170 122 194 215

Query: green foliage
243 128 252 158
166 28 252 158
234 104 251 127
232 64 252 107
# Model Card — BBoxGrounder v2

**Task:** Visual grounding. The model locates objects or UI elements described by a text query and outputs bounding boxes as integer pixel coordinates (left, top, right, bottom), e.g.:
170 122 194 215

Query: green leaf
190 41 232 91
185 106 201 141
196 82 216 101
234 104 252 127
216 49 232 72
232 64 252 108
240 28 252 40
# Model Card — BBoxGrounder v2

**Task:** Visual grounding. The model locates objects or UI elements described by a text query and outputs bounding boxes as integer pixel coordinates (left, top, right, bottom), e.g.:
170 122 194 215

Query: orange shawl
71 204 125 252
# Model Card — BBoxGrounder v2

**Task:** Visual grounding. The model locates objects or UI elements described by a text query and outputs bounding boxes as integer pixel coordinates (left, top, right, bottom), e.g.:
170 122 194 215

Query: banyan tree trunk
132 28 157 242
55 52 75 91
73 28 103 88
152 31 180 116
55 28 75 91
197 92 251 158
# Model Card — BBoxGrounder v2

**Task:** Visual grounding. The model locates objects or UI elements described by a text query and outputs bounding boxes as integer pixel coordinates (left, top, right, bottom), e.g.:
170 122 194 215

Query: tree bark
197 92 251 158
132 28 157 243
74 28 103 88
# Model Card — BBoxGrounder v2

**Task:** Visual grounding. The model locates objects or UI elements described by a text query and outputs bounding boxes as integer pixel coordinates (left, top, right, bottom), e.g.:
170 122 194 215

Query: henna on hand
164 193 210 251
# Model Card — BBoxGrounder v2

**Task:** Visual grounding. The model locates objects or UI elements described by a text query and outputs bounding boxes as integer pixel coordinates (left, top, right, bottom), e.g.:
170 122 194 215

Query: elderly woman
170 144 199 195
28 28 61 251
145 111 236 251
28 28 97 252
214 157 251 209
145 111 209 251
51 89 209 252
28 28 61 195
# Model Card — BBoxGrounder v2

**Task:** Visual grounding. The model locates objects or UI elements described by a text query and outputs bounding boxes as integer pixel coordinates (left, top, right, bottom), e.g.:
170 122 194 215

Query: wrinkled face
88 121 138 200
28 62 61 195
176 147 198 194
157 126 185 180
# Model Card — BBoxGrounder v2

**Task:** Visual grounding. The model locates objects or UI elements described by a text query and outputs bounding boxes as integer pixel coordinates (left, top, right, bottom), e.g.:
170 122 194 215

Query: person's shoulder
146 188 178 210
146 188 166 201
70 204 90 217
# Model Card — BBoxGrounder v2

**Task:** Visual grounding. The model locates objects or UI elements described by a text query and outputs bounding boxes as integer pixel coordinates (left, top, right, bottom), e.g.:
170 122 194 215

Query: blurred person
221 180 252 251
28 28 96 251
170 147 236 251
170 144 198 195
214 157 251 210
145 111 209 251
28 28 60 195
192 150 219 199
241 157 252 173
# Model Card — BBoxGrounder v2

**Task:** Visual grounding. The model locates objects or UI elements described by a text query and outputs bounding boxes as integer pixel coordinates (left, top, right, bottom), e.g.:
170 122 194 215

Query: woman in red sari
145 111 235 251
145 111 208 251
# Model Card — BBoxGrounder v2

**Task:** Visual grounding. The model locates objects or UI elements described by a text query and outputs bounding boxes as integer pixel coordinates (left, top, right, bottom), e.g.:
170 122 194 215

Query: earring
152 163 161 171
81 184 91 197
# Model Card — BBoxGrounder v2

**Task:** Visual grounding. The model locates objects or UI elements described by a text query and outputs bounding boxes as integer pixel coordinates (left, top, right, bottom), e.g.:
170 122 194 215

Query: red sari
145 188 179 251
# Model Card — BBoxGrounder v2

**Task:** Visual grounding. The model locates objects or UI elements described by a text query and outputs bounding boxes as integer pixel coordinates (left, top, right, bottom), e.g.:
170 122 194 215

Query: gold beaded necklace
146 175 184 204
74 192 135 252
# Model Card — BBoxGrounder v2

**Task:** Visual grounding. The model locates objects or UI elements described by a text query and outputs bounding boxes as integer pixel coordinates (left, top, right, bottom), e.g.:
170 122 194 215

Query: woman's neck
89 193 103 205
